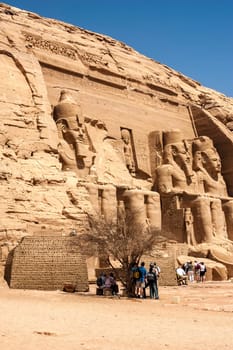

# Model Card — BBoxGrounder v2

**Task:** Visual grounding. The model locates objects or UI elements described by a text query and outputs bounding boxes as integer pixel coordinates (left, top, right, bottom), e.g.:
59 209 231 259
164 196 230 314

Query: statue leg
211 199 227 239
191 197 213 243
102 185 117 223
145 192 161 231
222 201 233 241
123 190 147 225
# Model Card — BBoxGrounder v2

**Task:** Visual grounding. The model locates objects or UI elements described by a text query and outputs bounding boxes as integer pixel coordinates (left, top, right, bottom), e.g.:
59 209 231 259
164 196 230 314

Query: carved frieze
23 32 77 60
78 51 108 67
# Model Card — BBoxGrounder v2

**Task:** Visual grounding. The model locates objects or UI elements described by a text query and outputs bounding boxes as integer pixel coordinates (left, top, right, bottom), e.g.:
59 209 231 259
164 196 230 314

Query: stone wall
5 235 89 291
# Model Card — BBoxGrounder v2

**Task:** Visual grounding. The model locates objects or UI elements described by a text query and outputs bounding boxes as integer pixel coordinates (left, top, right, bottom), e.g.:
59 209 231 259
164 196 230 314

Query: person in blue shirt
138 261 147 299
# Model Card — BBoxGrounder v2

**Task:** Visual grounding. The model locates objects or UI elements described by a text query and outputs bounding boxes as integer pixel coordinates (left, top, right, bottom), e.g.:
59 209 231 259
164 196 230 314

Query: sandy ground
0 279 233 350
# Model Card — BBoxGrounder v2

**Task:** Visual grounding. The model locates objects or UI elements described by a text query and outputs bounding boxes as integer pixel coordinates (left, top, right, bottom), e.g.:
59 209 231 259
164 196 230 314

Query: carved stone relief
24 32 77 60
155 129 233 244
148 130 163 182
53 90 95 177
120 128 136 176
1 3 233 284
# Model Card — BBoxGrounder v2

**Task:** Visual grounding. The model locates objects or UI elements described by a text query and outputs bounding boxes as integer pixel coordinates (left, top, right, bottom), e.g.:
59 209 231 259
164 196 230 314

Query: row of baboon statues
53 91 233 245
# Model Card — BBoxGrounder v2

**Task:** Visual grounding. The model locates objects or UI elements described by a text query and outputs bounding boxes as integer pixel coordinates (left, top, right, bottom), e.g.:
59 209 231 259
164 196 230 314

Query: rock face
0 3 233 281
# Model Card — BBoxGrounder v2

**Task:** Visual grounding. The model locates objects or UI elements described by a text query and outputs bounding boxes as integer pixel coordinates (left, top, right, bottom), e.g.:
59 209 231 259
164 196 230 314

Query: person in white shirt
176 266 188 285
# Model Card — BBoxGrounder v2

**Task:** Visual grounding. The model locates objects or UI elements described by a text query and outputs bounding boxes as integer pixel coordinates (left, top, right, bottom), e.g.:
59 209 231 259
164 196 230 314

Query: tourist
194 260 201 282
176 266 188 285
102 273 119 295
200 262 207 282
138 261 147 298
147 263 159 299
153 262 161 278
96 272 106 288
187 261 194 282
131 262 140 297
103 273 112 289
182 261 189 274
109 272 119 295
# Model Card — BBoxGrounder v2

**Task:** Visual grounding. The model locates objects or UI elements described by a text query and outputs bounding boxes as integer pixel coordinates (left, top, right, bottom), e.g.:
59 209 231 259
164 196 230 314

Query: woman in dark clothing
146 264 159 299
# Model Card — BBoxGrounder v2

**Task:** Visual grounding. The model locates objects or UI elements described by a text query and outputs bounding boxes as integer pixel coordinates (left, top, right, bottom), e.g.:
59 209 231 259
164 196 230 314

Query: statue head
192 136 222 174
53 90 83 128
59 90 76 103
121 129 130 144
203 149 221 174
163 129 192 177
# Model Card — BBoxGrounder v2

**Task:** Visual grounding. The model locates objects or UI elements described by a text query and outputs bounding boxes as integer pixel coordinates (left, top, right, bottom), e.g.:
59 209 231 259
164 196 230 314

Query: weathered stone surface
5 236 89 291
0 3 233 284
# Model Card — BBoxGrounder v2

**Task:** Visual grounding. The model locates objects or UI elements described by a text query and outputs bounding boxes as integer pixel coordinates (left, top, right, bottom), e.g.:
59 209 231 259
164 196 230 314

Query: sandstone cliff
0 3 233 275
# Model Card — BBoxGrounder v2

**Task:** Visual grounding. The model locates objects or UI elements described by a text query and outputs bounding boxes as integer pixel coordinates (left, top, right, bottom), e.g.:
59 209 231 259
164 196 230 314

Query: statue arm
156 165 175 194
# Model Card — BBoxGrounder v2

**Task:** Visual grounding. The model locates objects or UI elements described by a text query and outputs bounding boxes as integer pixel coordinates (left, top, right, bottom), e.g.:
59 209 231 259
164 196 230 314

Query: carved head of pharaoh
192 136 222 177
171 143 192 174
53 90 84 130
202 149 221 175
163 129 193 178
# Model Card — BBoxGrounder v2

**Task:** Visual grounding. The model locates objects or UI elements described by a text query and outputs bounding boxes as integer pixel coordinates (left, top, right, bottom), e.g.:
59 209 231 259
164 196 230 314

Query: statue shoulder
156 164 173 176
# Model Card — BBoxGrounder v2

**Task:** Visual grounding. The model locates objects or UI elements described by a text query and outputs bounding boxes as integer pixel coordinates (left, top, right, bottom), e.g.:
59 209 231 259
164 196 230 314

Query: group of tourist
96 259 207 298
131 261 161 299
96 272 119 295
176 260 207 285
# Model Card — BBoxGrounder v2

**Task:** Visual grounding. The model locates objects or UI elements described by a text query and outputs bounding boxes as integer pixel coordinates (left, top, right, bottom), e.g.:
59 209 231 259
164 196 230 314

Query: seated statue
192 136 233 240
155 129 233 244
53 90 94 177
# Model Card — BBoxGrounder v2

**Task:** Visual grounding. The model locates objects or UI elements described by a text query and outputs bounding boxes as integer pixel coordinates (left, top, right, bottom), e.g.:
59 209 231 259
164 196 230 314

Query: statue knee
193 197 210 211
211 198 222 211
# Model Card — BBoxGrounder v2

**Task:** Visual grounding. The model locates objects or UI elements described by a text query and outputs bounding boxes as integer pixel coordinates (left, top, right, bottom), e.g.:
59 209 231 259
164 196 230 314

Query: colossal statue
192 136 233 240
53 90 95 177
155 129 232 244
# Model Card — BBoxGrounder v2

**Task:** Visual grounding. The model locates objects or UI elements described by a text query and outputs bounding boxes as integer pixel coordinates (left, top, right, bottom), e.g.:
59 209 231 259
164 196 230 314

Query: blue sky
4 0 233 97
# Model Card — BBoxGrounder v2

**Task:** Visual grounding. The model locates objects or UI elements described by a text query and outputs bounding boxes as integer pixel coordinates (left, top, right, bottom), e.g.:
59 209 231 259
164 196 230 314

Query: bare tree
80 210 163 296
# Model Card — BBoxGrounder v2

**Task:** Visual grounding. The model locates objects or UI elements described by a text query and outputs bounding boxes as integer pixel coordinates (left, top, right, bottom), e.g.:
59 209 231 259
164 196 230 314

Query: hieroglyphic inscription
7 236 89 291
23 32 77 60
79 51 108 67
134 139 151 176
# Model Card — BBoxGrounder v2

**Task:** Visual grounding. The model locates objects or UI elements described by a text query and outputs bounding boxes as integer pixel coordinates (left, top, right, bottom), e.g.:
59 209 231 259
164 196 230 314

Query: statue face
204 149 221 173
172 143 191 167
76 125 85 141
121 130 130 144
193 151 202 170
122 135 129 144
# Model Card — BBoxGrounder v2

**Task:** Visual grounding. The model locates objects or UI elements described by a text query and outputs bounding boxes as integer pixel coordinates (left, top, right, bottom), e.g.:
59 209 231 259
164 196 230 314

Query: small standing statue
121 128 136 176
184 208 196 246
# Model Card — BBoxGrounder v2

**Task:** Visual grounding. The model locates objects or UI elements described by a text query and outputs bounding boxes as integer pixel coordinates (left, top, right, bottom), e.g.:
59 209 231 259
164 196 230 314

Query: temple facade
0 3 233 285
